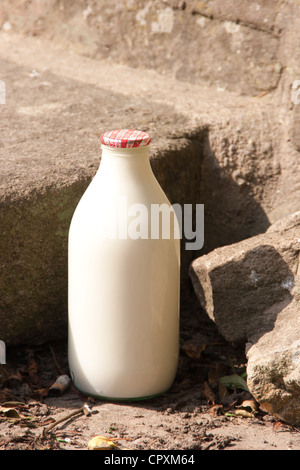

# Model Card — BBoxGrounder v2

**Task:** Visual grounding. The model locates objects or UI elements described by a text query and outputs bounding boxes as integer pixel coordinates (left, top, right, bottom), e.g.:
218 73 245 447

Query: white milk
68 130 180 399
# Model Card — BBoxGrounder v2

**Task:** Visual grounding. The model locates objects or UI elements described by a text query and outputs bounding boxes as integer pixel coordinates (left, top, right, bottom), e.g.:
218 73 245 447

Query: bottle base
73 383 171 402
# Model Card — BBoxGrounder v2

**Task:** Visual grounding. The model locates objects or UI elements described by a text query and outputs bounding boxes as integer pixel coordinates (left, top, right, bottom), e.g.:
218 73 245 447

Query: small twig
148 437 160 449
42 405 86 436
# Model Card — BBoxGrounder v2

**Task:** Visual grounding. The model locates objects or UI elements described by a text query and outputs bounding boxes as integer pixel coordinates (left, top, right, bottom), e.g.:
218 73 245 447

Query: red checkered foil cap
100 129 151 149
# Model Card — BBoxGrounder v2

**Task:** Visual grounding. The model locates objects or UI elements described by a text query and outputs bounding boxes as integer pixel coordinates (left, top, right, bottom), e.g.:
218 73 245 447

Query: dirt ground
1 300 300 453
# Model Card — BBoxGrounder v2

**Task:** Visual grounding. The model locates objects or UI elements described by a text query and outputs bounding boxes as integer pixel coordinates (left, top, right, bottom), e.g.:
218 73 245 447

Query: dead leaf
0 406 23 419
209 404 224 416
88 435 120 450
181 332 208 359
234 409 253 418
181 342 206 359
202 381 216 404
1 401 26 408
237 399 258 414
273 420 284 432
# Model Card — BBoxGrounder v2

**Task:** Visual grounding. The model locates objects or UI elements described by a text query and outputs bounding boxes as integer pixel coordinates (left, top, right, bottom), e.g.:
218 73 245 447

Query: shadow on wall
152 127 271 263
199 128 271 255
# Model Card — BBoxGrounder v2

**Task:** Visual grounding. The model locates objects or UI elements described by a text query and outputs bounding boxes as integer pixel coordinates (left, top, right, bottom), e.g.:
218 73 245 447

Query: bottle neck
99 144 152 176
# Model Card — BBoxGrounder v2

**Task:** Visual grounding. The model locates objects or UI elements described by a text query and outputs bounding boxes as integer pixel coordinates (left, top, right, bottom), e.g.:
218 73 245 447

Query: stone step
0 0 283 96
0 32 281 344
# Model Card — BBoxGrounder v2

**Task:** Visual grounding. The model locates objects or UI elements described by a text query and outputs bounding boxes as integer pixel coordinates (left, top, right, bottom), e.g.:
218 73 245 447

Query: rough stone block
189 212 300 425
189 212 300 344
246 297 300 426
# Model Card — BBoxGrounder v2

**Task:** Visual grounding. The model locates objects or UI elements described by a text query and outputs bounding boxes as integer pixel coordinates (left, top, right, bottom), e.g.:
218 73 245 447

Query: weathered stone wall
0 0 284 95
1 1 300 163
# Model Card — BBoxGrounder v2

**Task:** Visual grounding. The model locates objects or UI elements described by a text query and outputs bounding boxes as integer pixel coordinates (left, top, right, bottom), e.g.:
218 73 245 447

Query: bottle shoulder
76 169 172 204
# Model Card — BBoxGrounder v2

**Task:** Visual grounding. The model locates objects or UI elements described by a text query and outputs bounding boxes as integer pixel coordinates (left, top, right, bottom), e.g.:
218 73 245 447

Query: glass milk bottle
68 129 180 400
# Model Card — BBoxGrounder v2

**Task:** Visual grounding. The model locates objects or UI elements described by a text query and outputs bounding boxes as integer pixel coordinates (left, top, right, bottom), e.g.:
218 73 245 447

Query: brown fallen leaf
273 420 285 432
237 399 258 414
202 381 216 405
0 405 23 419
209 404 224 416
181 333 207 359
32 387 50 399
1 400 26 408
